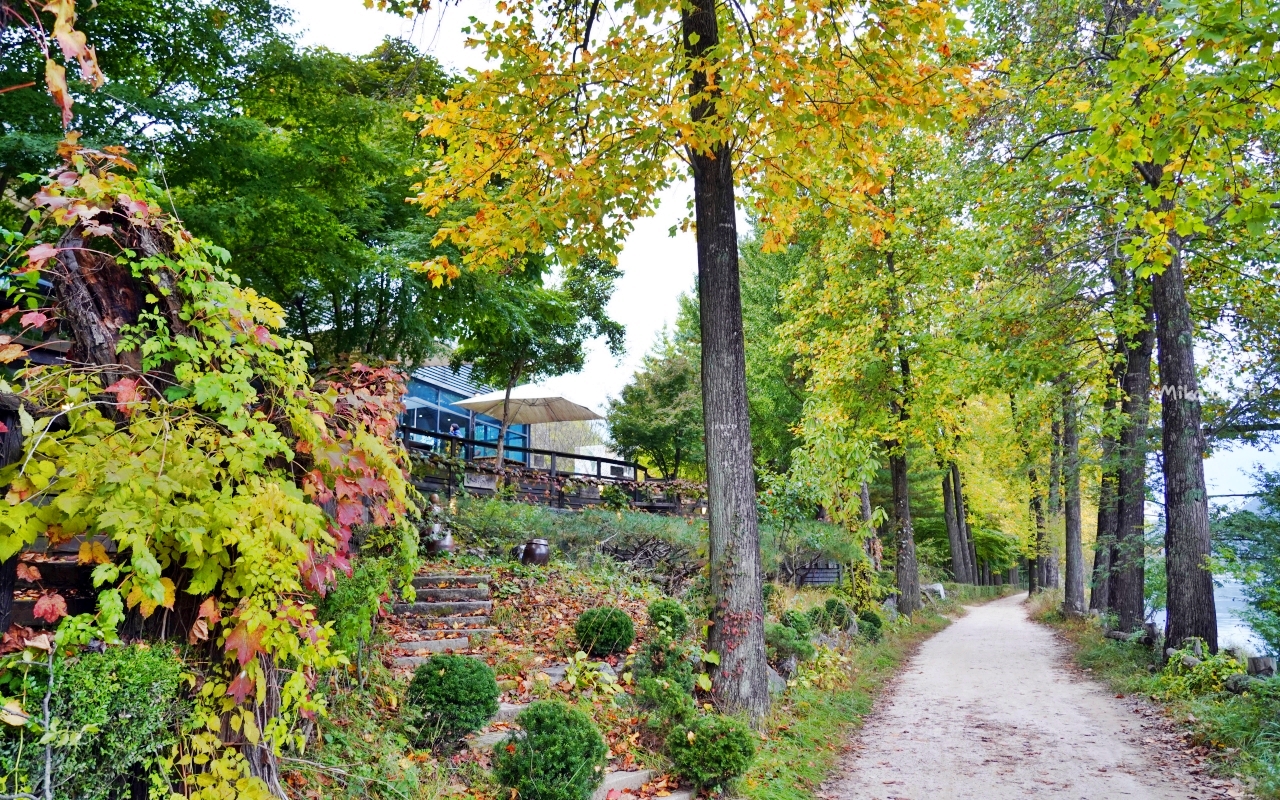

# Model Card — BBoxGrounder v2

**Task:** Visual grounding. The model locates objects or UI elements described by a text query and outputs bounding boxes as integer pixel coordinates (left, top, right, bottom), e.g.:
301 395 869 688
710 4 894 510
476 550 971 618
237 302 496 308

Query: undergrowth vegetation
1030 593 1280 797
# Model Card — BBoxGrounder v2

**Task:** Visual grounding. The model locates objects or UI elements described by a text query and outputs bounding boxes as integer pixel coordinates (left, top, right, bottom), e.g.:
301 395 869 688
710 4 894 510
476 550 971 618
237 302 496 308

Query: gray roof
411 363 493 397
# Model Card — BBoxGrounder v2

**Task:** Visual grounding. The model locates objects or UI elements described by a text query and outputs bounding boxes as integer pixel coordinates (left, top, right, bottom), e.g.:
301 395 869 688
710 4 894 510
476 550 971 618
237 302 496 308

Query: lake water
1150 577 1268 655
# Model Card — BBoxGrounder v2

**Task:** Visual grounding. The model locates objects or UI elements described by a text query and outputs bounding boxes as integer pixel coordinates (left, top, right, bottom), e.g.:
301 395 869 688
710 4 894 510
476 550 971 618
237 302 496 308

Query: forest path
824 593 1238 800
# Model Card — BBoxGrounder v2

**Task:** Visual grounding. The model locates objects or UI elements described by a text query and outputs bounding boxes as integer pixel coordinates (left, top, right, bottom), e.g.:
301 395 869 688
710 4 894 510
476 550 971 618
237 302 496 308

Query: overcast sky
282 0 1278 497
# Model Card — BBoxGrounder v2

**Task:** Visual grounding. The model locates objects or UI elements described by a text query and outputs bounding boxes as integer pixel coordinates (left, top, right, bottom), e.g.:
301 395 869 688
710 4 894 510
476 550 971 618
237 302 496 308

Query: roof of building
411 362 493 398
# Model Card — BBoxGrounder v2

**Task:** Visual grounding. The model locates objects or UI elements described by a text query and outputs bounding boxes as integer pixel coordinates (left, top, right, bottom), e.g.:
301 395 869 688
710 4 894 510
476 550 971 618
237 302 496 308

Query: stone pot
520 538 551 566
425 531 455 556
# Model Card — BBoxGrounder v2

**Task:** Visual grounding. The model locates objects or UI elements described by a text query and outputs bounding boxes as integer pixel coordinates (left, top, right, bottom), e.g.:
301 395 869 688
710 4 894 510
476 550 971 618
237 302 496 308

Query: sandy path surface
824 593 1238 800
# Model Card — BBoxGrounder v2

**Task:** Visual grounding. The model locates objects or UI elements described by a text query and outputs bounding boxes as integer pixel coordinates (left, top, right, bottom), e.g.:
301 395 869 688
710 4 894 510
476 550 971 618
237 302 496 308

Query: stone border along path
823 592 1249 800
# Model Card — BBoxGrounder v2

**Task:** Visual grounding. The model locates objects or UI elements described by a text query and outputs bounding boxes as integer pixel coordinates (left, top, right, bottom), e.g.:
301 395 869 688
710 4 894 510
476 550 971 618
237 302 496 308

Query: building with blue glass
401 362 530 464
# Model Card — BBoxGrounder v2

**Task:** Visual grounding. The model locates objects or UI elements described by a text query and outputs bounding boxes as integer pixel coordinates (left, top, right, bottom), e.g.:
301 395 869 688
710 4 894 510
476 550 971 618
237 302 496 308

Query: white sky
283 0 1278 496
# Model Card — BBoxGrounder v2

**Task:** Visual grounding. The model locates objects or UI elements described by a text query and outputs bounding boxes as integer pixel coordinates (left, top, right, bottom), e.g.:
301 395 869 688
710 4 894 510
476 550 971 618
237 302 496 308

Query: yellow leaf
0 700 28 727
1072 100 1091 113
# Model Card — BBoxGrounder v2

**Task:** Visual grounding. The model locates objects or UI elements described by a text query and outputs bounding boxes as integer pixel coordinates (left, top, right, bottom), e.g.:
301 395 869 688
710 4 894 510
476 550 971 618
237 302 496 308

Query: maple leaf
32 592 67 624
16 564 40 583
335 499 364 527
224 621 264 666
77 539 110 565
24 244 58 269
19 312 47 330
228 669 255 705
103 378 144 415
197 596 221 624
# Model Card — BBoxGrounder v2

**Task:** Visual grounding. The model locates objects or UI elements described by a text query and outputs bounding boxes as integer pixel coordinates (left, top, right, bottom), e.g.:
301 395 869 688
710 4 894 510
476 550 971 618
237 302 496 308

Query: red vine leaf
19 312 47 330
228 670 255 705
103 378 143 415
224 622 264 667
32 592 67 624
16 564 40 583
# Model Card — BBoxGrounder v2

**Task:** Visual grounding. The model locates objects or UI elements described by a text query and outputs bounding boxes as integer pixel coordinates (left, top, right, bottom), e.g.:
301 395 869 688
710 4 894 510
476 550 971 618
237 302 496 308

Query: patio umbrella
455 385 603 424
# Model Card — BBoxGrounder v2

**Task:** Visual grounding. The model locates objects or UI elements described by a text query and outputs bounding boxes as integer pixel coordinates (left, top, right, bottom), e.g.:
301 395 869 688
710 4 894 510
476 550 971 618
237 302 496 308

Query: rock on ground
824 593 1244 800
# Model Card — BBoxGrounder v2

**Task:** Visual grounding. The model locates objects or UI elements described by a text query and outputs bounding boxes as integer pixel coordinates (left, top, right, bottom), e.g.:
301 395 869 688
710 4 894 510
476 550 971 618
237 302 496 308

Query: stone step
416 587 490 602
407 614 491 627
393 600 492 617
495 702 525 722
592 771 655 800
412 574 492 588
397 637 471 655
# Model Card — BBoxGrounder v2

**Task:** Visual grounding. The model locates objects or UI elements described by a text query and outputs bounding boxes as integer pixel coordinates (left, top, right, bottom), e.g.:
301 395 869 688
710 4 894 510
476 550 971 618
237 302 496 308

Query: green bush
761 582 777 609
0 645 189 800
665 714 756 790
780 610 812 636
636 676 697 729
858 609 883 631
493 701 608 800
805 606 828 631
575 607 636 656
316 554 395 656
647 598 689 638
825 598 852 631
764 622 815 664
632 636 695 692
407 654 499 746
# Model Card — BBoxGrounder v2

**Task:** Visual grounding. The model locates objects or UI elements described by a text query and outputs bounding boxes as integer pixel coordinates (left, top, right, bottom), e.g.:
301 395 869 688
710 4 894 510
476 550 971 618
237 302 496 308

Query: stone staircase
389 573 495 669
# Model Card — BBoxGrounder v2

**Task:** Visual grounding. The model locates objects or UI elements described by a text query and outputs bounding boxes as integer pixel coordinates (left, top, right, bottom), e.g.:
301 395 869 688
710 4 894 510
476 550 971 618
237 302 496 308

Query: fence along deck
400 427 694 513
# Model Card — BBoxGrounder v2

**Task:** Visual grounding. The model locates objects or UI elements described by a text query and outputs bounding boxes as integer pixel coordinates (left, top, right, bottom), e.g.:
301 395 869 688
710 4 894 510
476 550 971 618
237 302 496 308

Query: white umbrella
456 385 603 424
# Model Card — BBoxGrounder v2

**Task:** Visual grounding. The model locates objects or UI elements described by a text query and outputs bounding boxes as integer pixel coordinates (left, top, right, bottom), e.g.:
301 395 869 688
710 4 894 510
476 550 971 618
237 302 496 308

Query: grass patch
1029 594 1280 797
740 611 950 800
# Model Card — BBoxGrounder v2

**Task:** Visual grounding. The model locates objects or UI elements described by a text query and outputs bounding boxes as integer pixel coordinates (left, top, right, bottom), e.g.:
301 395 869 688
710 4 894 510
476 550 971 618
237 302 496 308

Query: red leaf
19 312 47 330
228 670 255 705
223 622 264 667
302 470 332 503
0 421 10 434
335 499 364 527
197 596 221 624
103 378 143 415
16 564 40 583
356 474 390 496
253 326 278 349
334 476 361 501
24 244 57 269
32 592 67 624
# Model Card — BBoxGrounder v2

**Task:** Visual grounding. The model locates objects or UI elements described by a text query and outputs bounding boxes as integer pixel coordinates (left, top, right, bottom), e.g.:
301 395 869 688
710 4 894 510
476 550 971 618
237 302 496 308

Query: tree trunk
890 450 919 614
496 375 516 471
1153 221 1217 652
1090 383 1121 613
1113 291 1154 632
942 468 969 583
952 463 977 584
684 0 768 718
1029 466 1046 593
1062 388 1085 615
244 655 287 799
860 480 879 570
1049 416 1062 519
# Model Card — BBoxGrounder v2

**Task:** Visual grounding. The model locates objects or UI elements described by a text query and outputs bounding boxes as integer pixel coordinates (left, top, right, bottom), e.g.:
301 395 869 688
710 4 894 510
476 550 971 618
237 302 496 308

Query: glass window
409 383 439 404
440 389 469 408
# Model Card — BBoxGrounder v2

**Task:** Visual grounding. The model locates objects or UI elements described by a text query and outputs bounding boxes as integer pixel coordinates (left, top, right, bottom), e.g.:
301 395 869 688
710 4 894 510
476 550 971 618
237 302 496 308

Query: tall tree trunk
942 468 969 583
1062 388 1085 615
1028 466 1045 595
952 463 977 585
1153 220 1217 652
684 0 768 717
860 480 880 570
1113 290 1154 632
890 450 920 614
1090 379 1121 613
1049 415 1062 519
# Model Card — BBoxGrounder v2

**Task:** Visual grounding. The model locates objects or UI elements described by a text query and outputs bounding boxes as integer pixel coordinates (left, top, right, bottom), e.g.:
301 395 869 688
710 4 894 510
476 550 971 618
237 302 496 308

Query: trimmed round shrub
825 598 853 631
780 609 812 636
636 676 696 729
858 610 883 643
575 607 635 656
493 701 608 800
665 714 756 790
633 635 695 692
858 609 883 630
407 654 500 746
764 622 815 664
647 598 689 638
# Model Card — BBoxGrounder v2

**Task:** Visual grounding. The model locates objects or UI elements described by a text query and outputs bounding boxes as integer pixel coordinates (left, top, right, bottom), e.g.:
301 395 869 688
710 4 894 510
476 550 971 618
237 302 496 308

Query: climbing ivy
0 142 418 798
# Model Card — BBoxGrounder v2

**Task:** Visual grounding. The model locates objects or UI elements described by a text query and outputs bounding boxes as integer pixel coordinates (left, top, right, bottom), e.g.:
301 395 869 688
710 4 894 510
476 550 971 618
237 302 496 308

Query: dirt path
824 593 1243 800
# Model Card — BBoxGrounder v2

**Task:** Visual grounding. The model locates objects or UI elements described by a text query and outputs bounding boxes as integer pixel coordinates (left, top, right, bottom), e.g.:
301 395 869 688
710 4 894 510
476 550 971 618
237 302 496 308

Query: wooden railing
399 426 699 513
